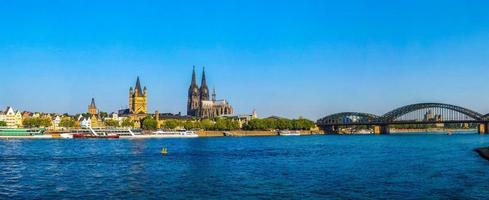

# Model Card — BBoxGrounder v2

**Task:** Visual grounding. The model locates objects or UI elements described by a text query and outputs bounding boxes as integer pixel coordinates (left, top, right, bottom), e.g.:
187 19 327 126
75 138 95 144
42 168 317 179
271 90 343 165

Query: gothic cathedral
187 67 233 118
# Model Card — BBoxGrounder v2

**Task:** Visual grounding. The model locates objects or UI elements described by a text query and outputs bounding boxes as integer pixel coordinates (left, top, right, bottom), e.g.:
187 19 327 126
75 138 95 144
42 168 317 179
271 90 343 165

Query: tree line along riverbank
15 115 318 132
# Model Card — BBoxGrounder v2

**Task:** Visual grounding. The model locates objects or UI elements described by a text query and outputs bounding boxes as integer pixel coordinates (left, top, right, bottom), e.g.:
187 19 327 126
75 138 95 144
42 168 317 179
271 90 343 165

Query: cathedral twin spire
187 66 233 118
189 66 210 100
187 66 211 116
191 66 198 88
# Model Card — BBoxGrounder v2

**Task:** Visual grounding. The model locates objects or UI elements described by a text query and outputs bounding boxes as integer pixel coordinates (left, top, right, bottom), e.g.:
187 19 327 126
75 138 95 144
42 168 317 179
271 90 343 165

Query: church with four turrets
129 77 148 115
187 67 233 118
117 77 148 127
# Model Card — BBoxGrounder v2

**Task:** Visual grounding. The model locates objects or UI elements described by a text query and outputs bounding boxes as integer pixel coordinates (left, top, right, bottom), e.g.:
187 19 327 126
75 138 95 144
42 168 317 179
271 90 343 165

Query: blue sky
1 0 489 119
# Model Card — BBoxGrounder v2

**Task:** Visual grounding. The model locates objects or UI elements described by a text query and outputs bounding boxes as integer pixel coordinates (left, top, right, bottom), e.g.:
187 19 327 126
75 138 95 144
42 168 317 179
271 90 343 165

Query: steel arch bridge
317 103 489 134
381 103 484 122
317 112 379 126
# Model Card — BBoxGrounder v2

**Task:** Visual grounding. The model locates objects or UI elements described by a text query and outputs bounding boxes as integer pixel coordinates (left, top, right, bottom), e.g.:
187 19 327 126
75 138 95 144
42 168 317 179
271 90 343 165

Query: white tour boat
119 129 199 139
278 130 301 136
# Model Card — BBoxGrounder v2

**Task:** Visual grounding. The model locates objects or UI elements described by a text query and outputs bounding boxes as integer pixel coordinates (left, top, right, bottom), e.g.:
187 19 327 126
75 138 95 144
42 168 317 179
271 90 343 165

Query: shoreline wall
197 130 318 137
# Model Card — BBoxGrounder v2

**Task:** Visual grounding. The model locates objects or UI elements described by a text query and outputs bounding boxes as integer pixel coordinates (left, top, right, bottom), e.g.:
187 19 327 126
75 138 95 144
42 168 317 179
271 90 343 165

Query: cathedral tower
129 77 147 114
187 66 200 116
200 67 210 101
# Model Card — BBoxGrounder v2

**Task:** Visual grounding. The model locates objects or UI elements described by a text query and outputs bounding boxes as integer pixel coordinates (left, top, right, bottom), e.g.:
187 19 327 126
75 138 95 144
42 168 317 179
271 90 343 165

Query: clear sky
1 0 489 120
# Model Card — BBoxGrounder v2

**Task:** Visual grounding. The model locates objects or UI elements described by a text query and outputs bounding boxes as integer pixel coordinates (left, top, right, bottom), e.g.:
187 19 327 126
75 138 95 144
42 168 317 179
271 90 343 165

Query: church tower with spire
212 86 216 102
199 67 210 101
129 76 147 114
88 98 98 115
187 66 200 116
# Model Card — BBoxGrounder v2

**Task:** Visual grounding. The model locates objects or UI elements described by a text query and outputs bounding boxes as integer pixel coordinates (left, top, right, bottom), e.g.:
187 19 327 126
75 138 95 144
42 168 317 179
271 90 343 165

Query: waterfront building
0 111 5 126
111 112 119 121
218 109 259 128
21 111 32 119
153 111 192 129
88 98 98 115
80 117 91 128
52 115 62 130
105 112 125 126
91 116 99 128
1 107 23 128
109 112 121 122
187 67 233 118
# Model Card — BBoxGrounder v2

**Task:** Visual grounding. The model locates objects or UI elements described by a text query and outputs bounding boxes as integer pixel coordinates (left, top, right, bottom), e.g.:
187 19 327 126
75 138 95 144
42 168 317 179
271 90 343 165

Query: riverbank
331 128 477 135
197 130 319 137
3 128 477 139
0 130 320 139
390 128 477 133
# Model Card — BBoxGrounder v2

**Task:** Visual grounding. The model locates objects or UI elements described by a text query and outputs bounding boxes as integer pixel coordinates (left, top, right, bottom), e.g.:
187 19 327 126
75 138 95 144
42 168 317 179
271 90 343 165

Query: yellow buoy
161 148 168 156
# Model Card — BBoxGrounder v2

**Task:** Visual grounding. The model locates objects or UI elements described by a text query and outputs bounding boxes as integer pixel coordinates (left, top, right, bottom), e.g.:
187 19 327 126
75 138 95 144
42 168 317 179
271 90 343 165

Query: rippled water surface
1 134 489 199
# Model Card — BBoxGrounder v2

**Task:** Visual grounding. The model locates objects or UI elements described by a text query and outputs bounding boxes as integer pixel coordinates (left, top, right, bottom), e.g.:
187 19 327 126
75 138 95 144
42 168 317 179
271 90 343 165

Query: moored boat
278 130 301 136
474 147 489 161
73 133 119 139
120 129 199 139
0 128 46 138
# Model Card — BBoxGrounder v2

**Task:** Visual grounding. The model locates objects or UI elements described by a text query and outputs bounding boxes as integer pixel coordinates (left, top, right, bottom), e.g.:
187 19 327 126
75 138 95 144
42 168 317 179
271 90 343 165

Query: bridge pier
321 125 339 134
478 123 488 134
373 125 390 135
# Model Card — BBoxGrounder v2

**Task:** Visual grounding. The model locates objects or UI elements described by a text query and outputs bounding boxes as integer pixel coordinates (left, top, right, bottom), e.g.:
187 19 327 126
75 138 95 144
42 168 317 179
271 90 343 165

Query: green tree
183 120 197 130
0 121 7 127
244 118 314 131
213 118 227 130
200 119 214 130
121 118 135 128
142 117 158 130
23 117 52 128
292 119 315 130
212 118 240 131
104 119 120 127
99 112 109 119
81 113 92 118
59 118 76 128
162 119 180 130
276 119 292 130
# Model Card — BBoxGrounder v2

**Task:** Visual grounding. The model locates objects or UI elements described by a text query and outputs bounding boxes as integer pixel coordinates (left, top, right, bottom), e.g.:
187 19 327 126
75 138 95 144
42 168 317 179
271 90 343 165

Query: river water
1 133 489 199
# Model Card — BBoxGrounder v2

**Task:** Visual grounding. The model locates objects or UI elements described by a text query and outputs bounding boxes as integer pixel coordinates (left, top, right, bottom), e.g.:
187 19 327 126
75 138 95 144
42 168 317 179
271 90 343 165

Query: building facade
0 107 23 128
52 115 62 130
187 67 233 118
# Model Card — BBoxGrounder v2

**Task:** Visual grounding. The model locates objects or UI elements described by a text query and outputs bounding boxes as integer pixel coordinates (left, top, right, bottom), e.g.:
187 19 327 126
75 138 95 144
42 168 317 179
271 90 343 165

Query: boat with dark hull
474 147 489 160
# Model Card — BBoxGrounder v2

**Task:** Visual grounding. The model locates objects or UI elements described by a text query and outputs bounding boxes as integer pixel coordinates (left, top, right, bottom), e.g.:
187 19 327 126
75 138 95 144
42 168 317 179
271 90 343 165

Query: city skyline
1 1 489 119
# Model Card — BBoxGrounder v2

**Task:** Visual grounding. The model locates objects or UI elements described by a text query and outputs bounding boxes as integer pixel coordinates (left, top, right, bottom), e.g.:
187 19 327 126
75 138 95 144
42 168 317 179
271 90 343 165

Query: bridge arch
381 103 484 122
484 114 489 120
317 112 379 125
